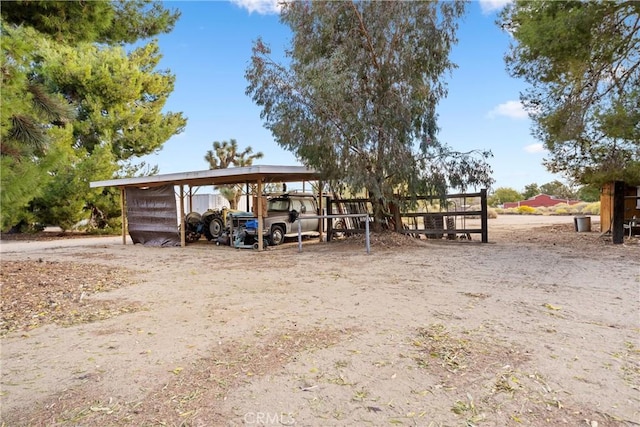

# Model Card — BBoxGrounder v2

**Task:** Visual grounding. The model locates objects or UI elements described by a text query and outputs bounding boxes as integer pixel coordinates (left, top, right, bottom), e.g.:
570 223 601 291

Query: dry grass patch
4 327 356 426
0 260 141 336
412 323 619 426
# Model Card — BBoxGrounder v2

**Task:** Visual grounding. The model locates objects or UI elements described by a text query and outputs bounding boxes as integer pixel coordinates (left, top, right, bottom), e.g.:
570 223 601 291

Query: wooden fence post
612 181 625 244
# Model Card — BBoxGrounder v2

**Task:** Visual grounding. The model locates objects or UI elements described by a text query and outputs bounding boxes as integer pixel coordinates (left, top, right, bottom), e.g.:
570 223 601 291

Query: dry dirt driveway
1 216 639 426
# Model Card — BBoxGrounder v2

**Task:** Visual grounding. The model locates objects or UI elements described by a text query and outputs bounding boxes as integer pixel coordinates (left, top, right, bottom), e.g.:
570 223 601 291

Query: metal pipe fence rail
296 213 371 254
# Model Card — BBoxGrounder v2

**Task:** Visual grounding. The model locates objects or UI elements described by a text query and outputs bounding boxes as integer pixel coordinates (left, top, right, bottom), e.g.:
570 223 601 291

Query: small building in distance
503 194 582 209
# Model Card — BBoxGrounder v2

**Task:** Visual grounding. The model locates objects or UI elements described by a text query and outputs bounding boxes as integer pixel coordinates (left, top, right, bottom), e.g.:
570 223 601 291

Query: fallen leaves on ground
0 260 141 336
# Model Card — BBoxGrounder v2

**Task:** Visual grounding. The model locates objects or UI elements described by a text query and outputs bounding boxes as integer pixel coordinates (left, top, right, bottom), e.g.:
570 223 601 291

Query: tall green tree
0 0 179 45
0 1 184 231
40 39 186 161
539 180 576 200
488 187 522 207
204 139 264 209
27 129 119 231
522 183 540 200
576 184 600 202
501 1 640 186
246 1 493 228
1 23 76 230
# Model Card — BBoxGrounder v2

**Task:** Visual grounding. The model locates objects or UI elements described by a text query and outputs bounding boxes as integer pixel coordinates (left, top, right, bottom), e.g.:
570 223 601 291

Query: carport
90 165 322 250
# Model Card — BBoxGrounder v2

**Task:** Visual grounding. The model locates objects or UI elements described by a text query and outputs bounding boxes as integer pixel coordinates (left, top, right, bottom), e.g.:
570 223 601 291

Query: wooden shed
600 181 640 243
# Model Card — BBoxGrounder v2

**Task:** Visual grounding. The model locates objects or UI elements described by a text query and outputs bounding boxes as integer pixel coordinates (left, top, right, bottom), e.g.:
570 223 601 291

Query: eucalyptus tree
246 1 493 228
501 1 640 186
205 139 264 209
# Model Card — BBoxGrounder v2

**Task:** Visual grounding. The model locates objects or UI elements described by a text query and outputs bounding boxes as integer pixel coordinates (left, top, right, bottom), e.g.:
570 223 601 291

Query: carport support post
120 187 127 245
179 185 186 247
257 180 264 251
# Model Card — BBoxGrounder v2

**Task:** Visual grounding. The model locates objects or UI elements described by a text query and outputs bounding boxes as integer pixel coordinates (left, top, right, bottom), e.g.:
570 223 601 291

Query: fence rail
326 189 488 243
297 213 371 254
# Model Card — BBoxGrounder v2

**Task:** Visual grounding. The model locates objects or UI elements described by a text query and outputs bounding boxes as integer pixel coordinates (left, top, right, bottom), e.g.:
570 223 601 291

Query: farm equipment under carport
201 208 228 242
182 192 320 248
183 209 267 249
182 208 229 244
183 212 205 243
232 218 269 249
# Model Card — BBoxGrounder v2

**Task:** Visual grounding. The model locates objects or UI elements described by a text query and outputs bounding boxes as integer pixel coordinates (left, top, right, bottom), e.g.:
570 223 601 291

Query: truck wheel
209 217 224 239
270 225 285 246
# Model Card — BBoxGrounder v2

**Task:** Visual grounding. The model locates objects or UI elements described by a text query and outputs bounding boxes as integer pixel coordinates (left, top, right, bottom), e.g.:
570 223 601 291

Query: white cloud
487 100 528 119
524 143 545 154
230 0 282 15
478 0 512 15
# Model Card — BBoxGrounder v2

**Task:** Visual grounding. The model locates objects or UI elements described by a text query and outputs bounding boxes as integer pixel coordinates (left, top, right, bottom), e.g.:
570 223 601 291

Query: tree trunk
389 202 401 232
370 196 386 232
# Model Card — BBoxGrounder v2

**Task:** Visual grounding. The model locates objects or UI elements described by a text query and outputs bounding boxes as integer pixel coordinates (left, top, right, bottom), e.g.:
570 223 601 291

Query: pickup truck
261 193 320 245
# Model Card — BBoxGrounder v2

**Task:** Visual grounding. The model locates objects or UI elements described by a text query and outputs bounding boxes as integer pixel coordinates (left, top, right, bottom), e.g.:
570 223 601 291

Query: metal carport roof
90 165 323 249
90 165 321 189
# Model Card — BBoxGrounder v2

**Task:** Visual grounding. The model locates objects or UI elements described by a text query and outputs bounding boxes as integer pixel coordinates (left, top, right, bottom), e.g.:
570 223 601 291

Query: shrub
571 202 589 213
582 202 601 215
517 205 537 214
548 203 579 215
487 208 498 219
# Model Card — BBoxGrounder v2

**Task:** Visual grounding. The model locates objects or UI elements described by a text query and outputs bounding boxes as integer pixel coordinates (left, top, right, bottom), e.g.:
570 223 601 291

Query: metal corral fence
325 190 488 243
296 213 371 254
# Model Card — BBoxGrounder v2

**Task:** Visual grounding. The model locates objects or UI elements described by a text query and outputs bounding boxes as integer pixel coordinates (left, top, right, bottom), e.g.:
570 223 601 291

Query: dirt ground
1 215 639 426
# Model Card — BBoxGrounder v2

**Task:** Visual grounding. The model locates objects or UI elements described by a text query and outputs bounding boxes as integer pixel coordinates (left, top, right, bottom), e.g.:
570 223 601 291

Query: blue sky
140 0 563 192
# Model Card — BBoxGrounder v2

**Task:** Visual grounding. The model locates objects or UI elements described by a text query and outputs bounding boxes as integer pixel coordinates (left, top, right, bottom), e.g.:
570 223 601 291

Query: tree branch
350 2 380 71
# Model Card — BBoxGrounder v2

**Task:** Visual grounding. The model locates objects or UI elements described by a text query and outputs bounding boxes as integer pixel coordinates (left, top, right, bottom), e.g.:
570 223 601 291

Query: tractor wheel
332 218 347 239
270 225 285 246
202 211 215 241
209 217 224 239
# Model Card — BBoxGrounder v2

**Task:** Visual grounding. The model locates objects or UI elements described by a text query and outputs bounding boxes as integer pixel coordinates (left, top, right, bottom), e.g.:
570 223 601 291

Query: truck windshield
268 198 289 212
